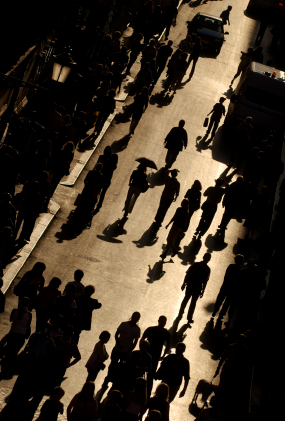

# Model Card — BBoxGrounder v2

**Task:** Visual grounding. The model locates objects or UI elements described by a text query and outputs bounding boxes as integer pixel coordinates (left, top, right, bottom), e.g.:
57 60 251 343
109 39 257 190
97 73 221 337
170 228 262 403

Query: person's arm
67 395 77 421
115 325 122 348
174 182 180 201
131 336 139 351
207 108 214 116
91 400 97 421
200 269 210 298
214 347 229 377
161 332 171 360
183 131 188 149
179 359 190 397
181 267 191 290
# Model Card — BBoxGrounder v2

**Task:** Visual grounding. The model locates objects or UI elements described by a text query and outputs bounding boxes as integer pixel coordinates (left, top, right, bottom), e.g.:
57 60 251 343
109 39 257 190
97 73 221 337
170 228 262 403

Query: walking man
212 254 244 320
179 252 211 324
206 97 226 141
154 169 180 227
155 41 173 82
220 6 232 26
164 120 188 168
187 37 202 79
155 342 190 402
141 315 171 396
218 177 245 231
163 0 178 40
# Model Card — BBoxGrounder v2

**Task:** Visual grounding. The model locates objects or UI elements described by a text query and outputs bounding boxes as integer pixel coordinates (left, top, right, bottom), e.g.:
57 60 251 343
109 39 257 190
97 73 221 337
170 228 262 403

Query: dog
192 379 216 407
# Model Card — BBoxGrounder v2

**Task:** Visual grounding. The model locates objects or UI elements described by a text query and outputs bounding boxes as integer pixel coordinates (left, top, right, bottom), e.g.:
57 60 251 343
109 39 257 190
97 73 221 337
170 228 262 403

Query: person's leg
147 357 159 397
155 196 173 225
130 117 139 134
199 204 217 236
168 150 179 167
128 187 141 213
189 57 198 79
211 119 219 138
207 116 214 135
124 186 136 214
165 22 171 39
187 293 200 322
219 206 235 229
165 149 172 167
15 211 25 237
86 365 101 382
168 384 180 402
19 215 37 241
179 289 192 315
219 295 231 318
126 52 138 73
173 74 184 92
96 180 111 211
212 291 225 317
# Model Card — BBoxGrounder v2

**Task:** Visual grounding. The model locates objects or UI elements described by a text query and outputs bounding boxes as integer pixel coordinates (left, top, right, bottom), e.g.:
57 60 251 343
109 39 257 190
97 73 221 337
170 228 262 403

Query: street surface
0 0 266 419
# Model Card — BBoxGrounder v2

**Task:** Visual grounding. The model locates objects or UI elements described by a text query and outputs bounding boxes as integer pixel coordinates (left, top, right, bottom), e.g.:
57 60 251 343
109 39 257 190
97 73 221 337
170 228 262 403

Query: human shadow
168 316 190 350
223 86 234 99
199 318 227 360
232 236 254 258
55 208 87 243
146 260 166 283
196 134 210 153
147 167 166 188
205 232 228 253
189 402 203 418
133 223 158 248
77 131 98 153
178 237 202 265
149 91 174 108
114 103 133 124
97 217 128 243
111 134 131 153
211 126 236 166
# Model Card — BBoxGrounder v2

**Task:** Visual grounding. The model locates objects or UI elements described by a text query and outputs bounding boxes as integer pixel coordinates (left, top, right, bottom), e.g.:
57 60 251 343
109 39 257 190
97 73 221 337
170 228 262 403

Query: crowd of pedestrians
0 0 284 420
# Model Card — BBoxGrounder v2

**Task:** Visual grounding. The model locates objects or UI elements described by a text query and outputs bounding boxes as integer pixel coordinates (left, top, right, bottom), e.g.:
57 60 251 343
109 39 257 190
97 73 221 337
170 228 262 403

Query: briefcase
203 117 209 127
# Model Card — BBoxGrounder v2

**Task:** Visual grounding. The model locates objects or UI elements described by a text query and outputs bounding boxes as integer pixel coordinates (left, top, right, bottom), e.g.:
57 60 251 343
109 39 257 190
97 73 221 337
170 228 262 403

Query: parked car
187 13 229 56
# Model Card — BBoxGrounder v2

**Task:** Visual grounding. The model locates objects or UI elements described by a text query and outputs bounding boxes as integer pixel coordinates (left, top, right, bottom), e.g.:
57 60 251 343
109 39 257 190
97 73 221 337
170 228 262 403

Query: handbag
203 117 209 127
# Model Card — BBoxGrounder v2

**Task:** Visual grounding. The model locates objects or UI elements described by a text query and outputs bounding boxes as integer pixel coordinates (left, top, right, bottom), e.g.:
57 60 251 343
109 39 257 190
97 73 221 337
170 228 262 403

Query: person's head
113 30 121 40
137 33 144 42
181 198 189 209
176 48 182 57
99 330 111 344
154 382 169 401
228 5 232 9
147 410 161 421
52 386 65 401
65 283 76 297
74 269 84 282
133 377 147 401
49 277 62 290
245 116 253 124
108 88 116 98
138 163 147 173
141 86 149 97
62 141 74 153
179 119 185 128
158 315 167 328
176 342 186 355
32 262 46 276
130 311 141 324
167 40 173 46
20 297 30 309
203 252 211 263
236 176 243 184
108 389 122 405
95 163 103 173
79 381 95 401
234 254 244 266
219 97 226 103
0 278 3 289
248 47 254 54
149 39 156 47
181 52 187 60
39 171 49 181
215 178 224 188
84 285 95 297
140 339 150 352
192 179 202 191
170 169 178 178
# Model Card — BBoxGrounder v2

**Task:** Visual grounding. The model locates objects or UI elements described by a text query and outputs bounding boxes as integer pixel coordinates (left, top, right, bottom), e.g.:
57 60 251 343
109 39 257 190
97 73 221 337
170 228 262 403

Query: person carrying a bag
85 331 111 382
123 164 149 217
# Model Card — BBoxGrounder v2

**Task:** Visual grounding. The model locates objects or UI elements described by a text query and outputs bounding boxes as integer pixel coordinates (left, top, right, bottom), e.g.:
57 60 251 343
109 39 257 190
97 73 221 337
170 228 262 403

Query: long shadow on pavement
111 134 131 153
133 223 158 248
146 260 175 283
97 217 128 243
168 316 190 350
199 317 228 360
150 91 174 108
178 237 202 266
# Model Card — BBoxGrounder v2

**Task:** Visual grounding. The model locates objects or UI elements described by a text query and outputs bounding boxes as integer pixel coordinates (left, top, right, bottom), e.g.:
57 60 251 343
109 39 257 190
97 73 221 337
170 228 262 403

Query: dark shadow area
146 260 166 283
204 302 215 314
222 86 234 99
149 91 174 108
189 402 203 418
210 126 236 167
54 209 86 243
77 131 99 153
195 134 211 153
147 167 166 188
133 223 158 248
114 103 133 124
205 232 228 253
111 134 131 153
97 217 128 243
199 318 228 360
178 237 202 265
168 316 190 350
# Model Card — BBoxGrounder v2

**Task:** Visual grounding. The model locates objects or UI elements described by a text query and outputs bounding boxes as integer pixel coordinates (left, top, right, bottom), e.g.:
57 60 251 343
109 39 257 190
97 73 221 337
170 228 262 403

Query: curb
60 75 133 187
2 200 60 294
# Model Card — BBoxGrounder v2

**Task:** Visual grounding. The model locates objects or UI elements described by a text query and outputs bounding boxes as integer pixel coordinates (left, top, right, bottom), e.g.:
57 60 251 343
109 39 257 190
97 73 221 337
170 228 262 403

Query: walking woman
0 297 32 376
13 261 46 309
123 164 148 217
51 141 75 194
67 382 97 421
129 87 149 135
123 377 147 421
85 331 111 382
141 383 170 421
160 198 189 260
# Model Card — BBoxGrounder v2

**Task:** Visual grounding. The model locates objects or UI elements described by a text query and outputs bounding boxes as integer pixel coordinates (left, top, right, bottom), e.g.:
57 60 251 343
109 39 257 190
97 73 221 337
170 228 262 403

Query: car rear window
244 86 285 113
196 16 223 33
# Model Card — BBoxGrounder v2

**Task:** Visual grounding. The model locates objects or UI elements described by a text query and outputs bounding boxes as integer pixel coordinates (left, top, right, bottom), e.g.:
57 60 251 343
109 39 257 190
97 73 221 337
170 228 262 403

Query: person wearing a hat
206 97 226 140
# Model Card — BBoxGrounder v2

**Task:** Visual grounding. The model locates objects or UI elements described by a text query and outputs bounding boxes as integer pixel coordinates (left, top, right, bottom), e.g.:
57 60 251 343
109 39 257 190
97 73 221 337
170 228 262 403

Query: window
196 16 223 33
244 86 285 114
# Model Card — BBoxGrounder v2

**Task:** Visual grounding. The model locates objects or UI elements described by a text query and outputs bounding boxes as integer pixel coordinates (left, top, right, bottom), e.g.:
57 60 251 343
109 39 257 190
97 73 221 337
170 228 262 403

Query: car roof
195 12 223 22
250 61 285 81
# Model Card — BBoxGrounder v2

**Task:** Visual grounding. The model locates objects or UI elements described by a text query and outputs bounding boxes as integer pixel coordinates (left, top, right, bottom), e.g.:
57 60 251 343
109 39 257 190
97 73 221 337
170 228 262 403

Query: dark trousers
213 292 232 317
196 202 218 235
104 347 129 384
96 180 111 211
207 115 220 137
188 54 199 78
16 211 37 241
165 149 180 168
155 196 173 225
164 67 175 89
219 205 236 229
156 60 168 82
147 356 160 396
86 365 102 382
180 287 200 321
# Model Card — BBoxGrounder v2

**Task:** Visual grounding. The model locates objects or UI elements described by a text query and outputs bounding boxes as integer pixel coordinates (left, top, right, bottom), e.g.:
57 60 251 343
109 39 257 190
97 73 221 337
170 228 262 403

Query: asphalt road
0 0 266 419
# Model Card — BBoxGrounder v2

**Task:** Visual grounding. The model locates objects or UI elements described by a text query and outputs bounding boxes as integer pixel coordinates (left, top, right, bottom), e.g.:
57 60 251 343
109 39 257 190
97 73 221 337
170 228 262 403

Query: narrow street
0 0 264 419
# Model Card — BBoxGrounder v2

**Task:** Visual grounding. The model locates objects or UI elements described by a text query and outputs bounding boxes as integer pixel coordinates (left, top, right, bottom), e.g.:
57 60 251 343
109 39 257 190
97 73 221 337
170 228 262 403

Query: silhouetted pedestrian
164 49 181 91
67 382 97 421
230 48 253 86
163 0 178 40
35 387 65 421
81 163 104 217
54 283 77 327
155 41 173 83
206 97 226 140
123 164 148 217
96 147 118 211
135 63 153 92
13 261 46 309
155 342 190 402
141 383 170 421
142 316 170 396
164 120 188 168
99 390 123 421
95 89 116 134
35 277 62 332
126 34 144 75
123 377 147 421
51 141 74 194
154 169 180 228
129 87 149 135
220 6 232 25
170 52 188 93
194 178 226 239
179 253 211 323
141 39 157 69
218 177 245 231
187 37 202 79
212 254 244 319
86 331 110 381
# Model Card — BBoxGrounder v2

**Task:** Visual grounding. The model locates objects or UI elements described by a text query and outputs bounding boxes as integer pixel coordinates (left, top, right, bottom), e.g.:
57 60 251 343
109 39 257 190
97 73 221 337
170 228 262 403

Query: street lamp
52 48 76 83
